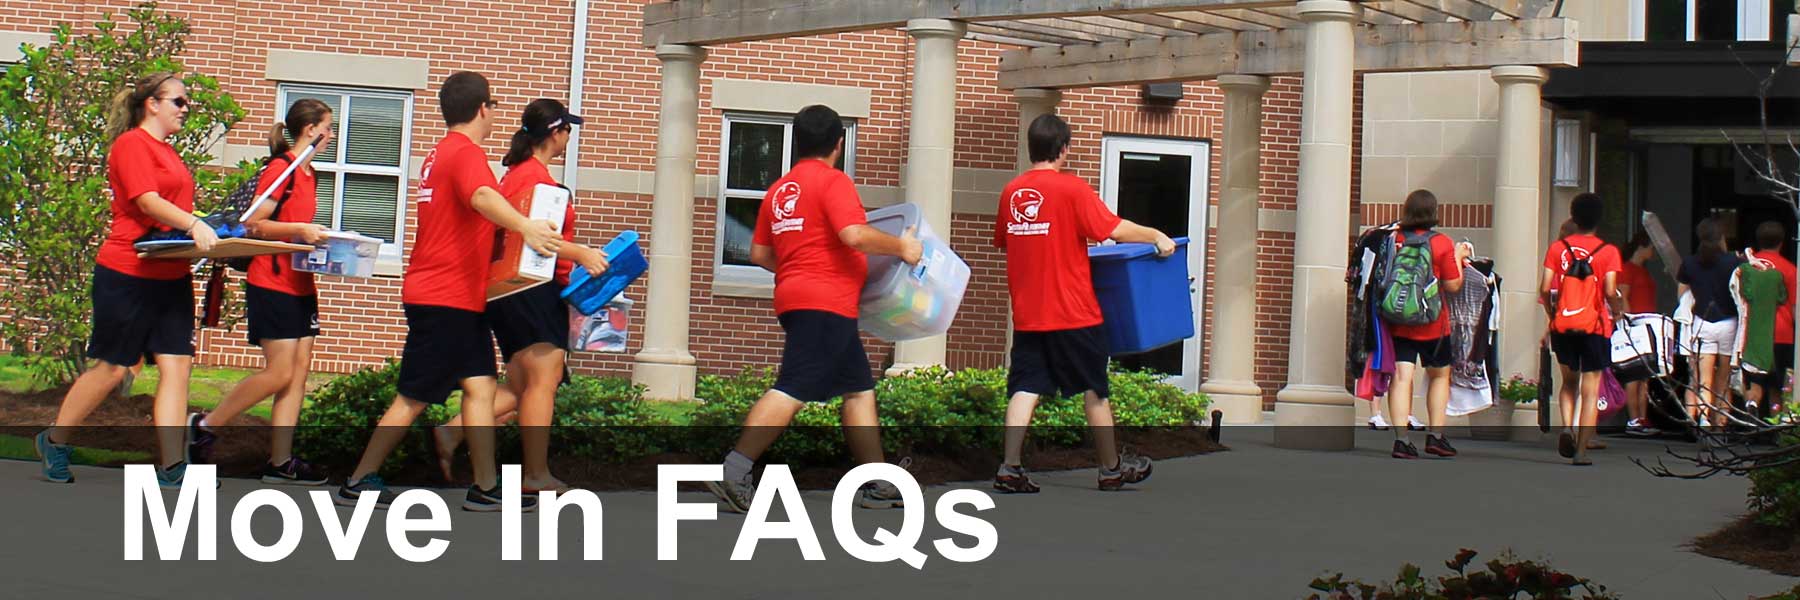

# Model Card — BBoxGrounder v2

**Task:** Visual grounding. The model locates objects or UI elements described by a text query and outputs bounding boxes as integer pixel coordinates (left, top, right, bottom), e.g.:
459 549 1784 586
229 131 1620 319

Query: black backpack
220 156 299 272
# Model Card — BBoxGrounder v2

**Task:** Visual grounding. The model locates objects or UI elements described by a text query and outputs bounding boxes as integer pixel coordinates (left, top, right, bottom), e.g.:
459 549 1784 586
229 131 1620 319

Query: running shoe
464 484 538 512
1368 415 1391 431
1098 448 1152 490
336 475 393 509
1424 435 1458 458
260 457 328 486
1406 415 1427 431
993 464 1041 494
186 413 217 465
705 479 756 514
1625 419 1650 436
857 481 904 509
1391 439 1420 459
35 430 73 484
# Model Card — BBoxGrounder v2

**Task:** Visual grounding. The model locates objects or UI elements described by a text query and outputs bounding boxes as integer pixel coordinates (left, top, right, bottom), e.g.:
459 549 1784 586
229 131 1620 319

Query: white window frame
276 84 413 271
1630 0 1774 41
712 112 857 295
1098 136 1211 392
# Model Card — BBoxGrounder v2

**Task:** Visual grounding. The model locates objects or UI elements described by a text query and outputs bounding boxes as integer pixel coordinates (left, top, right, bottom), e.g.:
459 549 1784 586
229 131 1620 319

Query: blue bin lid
1087 236 1189 262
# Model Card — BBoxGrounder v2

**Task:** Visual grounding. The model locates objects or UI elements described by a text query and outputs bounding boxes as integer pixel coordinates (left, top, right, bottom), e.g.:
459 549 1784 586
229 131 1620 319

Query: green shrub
1748 425 1800 530
292 360 438 476
1308 549 1617 600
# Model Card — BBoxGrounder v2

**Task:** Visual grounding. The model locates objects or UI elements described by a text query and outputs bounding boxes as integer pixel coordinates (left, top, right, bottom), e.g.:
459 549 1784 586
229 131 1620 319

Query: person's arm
244 200 327 244
839 224 922 265
468 185 559 256
750 244 776 273
1109 219 1176 257
1441 239 1465 295
1605 271 1625 316
134 192 219 251
559 242 609 276
1539 266 1557 318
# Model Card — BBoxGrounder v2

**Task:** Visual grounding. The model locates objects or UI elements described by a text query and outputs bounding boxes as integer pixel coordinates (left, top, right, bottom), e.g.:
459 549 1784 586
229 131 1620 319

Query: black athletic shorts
772 310 875 404
1392 336 1453 369
488 283 570 361
1753 344 1794 393
1008 325 1110 399
397 304 497 406
1551 332 1610 373
245 284 320 345
86 264 193 367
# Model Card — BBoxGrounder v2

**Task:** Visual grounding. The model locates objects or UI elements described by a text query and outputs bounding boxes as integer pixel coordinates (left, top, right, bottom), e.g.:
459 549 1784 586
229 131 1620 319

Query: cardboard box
486 183 569 300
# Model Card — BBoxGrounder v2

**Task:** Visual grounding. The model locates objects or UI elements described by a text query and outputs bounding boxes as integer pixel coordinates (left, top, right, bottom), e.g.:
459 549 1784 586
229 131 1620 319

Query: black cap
521 99 584 136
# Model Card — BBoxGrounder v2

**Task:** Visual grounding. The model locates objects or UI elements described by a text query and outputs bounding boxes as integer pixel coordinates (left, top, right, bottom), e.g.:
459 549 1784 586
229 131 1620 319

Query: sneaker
1098 448 1152 491
993 464 1041 494
1557 432 1576 459
186 413 217 465
857 481 904 509
336 475 393 509
1406 416 1427 431
464 484 538 513
704 478 756 514
1625 419 1649 436
260 457 328 486
35 430 73 484
1368 414 1391 431
1424 435 1458 458
155 462 218 490
1391 439 1420 459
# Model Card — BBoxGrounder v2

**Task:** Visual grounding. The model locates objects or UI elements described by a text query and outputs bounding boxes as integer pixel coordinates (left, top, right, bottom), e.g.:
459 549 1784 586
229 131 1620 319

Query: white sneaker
1406 415 1427 431
1368 414 1391 430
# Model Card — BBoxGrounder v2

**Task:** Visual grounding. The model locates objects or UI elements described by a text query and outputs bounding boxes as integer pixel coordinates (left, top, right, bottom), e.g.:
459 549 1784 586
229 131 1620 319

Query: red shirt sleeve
562 202 577 243
109 133 159 205
1596 244 1622 277
1073 179 1122 243
993 191 1008 249
1433 235 1462 284
752 188 774 247
251 157 292 219
820 172 867 234
446 146 499 209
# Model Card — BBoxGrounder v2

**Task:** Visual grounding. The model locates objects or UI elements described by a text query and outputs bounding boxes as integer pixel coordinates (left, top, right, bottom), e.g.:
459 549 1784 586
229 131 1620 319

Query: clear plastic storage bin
859 203 971 342
291 231 382 278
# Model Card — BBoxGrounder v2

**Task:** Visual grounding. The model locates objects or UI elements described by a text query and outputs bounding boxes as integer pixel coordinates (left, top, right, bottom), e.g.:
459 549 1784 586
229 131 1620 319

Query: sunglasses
160 96 189 109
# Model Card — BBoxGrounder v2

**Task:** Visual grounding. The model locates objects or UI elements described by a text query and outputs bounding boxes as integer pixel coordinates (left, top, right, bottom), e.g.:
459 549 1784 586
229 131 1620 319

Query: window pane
721 195 762 266
1694 0 1736 40
313 172 338 228
345 95 405 167
1774 0 1795 41
725 121 784 191
340 173 399 242
284 91 342 161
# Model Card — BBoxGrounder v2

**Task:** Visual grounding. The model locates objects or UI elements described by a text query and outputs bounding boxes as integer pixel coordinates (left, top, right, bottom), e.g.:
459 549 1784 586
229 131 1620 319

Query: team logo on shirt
1006 188 1050 236
1557 245 1593 271
770 181 805 235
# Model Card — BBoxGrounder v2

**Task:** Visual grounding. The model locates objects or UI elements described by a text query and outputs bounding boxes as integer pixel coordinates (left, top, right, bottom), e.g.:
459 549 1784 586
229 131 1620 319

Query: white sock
723 451 754 485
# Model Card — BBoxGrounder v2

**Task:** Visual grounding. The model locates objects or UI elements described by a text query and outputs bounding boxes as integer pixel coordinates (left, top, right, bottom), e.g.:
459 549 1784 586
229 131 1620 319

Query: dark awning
1544 41 1800 126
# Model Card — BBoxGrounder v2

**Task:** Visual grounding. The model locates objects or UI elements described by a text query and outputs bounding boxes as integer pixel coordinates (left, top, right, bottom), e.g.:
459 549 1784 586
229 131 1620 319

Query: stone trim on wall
264 49 429 91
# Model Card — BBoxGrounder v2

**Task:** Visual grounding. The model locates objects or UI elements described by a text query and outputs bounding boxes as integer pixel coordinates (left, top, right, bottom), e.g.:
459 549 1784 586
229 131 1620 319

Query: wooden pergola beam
997 17 1578 89
641 0 1290 47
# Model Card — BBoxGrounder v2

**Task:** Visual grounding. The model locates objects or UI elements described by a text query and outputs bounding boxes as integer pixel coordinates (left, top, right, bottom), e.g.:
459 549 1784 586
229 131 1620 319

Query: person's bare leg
1696 354 1720 427
1002 392 1041 467
734 391 805 460
1388 362 1418 441
347 396 429 483
1084 391 1119 470
461 376 500 491
151 354 192 469
48 361 130 445
1712 354 1735 427
1559 365 1580 429
1626 380 1647 425
1573 370 1603 463
515 345 566 488
267 337 313 465
206 339 297 428
1424 366 1451 432
434 369 524 480
840 390 884 466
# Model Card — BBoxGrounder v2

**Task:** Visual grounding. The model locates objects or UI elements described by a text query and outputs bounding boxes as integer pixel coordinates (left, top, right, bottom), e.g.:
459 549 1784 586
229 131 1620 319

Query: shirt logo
417 152 437 204
1558 245 1593 271
1560 307 1587 317
770 181 805 235
1006 188 1051 236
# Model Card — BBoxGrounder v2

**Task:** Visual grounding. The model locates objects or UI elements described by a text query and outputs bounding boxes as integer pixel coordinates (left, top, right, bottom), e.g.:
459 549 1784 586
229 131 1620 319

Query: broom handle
238 135 325 223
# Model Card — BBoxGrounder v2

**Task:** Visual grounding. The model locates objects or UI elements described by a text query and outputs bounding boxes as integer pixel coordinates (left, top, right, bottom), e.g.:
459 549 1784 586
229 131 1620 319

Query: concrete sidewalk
2 428 1793 599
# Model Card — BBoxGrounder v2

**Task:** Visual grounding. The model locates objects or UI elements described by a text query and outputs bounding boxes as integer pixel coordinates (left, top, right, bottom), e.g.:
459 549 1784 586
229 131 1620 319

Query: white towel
1448 381 1492 417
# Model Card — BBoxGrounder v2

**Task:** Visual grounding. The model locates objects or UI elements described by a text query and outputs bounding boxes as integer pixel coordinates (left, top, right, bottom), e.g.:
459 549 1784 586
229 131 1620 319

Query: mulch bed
1692 515 1800 577
2 388 1227 490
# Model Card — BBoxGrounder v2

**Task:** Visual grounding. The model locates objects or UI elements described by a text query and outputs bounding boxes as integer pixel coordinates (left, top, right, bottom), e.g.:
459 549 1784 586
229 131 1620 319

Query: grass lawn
0 355 333 421
0 434 151 465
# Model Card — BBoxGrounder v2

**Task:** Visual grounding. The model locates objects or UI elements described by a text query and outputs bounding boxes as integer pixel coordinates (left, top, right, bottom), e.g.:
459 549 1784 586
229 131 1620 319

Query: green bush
1307 549 1618 600
292 360 437 475
1748 425 1800 530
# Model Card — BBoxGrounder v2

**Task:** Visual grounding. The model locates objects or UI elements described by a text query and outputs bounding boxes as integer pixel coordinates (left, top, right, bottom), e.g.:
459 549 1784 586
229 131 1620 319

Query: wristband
188 216 201 232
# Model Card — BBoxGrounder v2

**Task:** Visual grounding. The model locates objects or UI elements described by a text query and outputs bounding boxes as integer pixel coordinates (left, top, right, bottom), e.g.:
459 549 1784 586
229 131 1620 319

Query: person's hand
1456 242 1473 265
188 217 219 252
899 225 924 266
297 223 329 245
1153 233 1177 258
578 246 610 277
521 219 560 257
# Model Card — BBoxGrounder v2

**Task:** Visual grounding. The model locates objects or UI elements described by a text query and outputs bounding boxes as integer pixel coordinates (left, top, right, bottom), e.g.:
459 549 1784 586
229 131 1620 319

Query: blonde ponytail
105 72 179 140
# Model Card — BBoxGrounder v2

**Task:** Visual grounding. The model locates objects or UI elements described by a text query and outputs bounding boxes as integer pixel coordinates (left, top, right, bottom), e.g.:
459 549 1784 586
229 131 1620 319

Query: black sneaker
993 464 1040 494
464 484 538 513
336 475 392 509
1557 431 1576 459
260 457 328 486
186 413 217 465
1424 435 1458 458
1391 439 1420 459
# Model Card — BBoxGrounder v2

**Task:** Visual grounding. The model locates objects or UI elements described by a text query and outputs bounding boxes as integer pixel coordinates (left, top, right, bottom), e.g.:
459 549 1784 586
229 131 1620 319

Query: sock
723 451 754 485
997 463 1023 477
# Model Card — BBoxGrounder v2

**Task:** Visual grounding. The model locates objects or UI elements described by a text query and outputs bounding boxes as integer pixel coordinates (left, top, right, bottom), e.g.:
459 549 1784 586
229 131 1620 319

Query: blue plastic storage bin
562 230 648 316
1087 237 1194 355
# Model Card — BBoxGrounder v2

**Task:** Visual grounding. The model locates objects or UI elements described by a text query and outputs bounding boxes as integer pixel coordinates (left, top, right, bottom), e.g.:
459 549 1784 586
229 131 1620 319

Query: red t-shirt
246 153 318 297
1542 233 1622 333
1618 261 1657 314
1387 229 1463 341
401 132 500 313
498 157 579 286
1754 249 1797 345
100 128 196 280
751 159 869 318
993 169 1123 332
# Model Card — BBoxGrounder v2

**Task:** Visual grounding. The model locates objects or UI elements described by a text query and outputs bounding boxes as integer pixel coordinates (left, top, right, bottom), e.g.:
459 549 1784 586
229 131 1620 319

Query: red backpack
1551 238 1608 335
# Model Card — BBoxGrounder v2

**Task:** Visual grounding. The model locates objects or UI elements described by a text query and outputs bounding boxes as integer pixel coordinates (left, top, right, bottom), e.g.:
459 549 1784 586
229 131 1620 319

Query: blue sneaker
34 430 73 483
336 475 392 509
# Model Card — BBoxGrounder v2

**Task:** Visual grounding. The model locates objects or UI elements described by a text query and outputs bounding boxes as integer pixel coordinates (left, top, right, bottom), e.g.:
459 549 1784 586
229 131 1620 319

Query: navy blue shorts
86 265 193 367
245 284 319 345
397 304 497 405
773 310 875 404
1008 325 1110 399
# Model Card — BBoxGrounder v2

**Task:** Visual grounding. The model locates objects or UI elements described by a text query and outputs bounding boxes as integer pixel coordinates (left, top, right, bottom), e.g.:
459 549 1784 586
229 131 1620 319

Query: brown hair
1696 217 1726 267
106 72 181 140
269 99 332 158
1557 219 1578 239
1399 189 1439 230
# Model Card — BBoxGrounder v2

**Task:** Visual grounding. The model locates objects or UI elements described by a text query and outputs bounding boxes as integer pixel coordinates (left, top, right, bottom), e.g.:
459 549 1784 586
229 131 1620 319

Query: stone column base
1272 393 1354 450
633 360 697 401
1199 380 1264 425
1466 404 1515 441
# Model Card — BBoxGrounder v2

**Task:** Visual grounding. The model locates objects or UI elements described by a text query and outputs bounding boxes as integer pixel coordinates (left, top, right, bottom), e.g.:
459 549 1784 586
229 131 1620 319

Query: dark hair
106 72 181 140
1027 114 1071 163
502 99 573 167
1696 217 1725 266
792 105 845 160
1757 221 1786 251
439 71 492 126
1569 192 1603 232
1623 230 1652 260
269 99 332 157
1557 219 1578 239
1399 189 1439 230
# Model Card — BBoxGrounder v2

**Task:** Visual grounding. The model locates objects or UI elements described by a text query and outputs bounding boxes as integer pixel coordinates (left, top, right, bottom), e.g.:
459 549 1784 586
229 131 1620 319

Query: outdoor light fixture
1554 118 1582 188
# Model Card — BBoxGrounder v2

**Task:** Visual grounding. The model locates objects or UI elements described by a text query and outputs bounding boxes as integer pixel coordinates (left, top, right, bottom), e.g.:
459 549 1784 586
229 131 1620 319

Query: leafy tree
0 2 252 385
